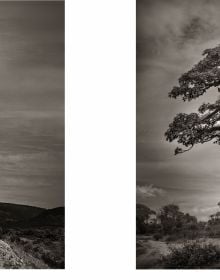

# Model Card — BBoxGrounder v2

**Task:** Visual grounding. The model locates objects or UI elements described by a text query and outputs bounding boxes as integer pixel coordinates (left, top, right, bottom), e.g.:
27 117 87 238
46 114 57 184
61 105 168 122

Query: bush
153 233 163 241
23 241 33 252
9 235 18 243
163 235 177 242
42 250 57 267
161 241 220 268
23 229 35 236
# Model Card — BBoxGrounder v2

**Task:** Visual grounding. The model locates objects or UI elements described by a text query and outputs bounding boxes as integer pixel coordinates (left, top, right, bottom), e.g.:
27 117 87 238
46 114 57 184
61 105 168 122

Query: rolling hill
28 207 65 227
0 202 64 227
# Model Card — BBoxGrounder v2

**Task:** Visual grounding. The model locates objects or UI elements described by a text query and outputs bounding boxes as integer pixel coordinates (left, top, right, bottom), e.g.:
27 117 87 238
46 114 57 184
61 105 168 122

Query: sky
0 1 64 208
137 0 220 221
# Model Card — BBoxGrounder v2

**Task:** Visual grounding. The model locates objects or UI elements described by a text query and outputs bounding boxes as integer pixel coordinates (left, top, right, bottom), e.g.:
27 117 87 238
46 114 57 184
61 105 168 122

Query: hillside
0 202 65 268
0 202 44 225
0 202 64 228
28 207 65 227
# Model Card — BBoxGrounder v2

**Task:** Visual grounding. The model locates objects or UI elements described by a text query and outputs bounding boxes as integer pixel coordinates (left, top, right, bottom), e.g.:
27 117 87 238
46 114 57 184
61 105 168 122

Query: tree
165 45 220 154
158 204 183 234
158 204 198 235
208 202 220 225
136 204 156 234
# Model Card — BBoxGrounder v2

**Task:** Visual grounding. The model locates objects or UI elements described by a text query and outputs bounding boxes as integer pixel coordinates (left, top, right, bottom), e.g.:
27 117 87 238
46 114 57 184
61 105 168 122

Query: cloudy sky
137 0 220 220
0 1 64 208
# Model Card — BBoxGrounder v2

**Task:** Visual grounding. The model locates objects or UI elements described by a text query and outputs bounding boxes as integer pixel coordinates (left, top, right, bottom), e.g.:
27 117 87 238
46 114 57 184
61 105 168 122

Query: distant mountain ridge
0 202 64 227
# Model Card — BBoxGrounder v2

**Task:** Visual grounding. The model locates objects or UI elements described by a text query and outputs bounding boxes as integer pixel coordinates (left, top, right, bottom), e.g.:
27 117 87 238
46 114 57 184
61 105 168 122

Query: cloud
187 205 220 221
137 0 220 71
191 205 219 215
136 184 166 197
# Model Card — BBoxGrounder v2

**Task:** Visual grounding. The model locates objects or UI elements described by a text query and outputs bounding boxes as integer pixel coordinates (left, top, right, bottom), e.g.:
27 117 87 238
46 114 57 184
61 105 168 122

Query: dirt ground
136 236 170 269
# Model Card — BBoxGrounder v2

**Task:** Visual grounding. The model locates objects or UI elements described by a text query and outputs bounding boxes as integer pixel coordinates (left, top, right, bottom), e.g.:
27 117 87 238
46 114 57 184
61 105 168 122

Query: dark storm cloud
137 0 220 220
0 1 64 208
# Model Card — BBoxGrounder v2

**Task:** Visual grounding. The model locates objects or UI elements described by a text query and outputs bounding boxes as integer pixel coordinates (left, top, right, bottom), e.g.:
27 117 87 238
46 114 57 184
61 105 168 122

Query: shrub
9 235 17 243
23 241 33 252
33 245 39 252
153 233 163 241
163 235 177 242
161 241 220 268
33 239 40 245
44 240 52 246
23 229 35 236
42 251 57 267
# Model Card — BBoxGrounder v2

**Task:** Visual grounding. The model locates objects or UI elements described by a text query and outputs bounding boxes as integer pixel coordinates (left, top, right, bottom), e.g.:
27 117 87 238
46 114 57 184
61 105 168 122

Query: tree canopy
136 203 156 220
165 45 220 154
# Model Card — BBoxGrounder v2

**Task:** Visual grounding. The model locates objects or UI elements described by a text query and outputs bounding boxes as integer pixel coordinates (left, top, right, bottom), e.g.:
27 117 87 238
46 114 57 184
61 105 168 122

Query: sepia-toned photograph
137 0 220 269
0 0 65 269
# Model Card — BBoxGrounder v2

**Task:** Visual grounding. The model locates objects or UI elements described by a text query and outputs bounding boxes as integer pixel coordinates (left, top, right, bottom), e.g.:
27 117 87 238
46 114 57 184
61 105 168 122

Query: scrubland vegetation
136 203 220 269
0 203 65 269
3 227 65 268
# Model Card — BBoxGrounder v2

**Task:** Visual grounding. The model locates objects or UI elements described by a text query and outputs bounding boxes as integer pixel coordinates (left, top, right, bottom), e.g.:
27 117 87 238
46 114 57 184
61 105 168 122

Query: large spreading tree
165 45 220 155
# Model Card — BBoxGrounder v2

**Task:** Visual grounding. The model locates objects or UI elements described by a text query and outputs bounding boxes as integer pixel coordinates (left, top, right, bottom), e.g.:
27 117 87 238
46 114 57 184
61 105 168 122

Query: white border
69 0 136 278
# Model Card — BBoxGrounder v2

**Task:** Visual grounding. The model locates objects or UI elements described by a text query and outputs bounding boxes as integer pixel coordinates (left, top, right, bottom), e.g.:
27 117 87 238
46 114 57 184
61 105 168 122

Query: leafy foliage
162 241 220 268
165 45 220 154
158 204 197 236
136 203 199 238
136 204 156 234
